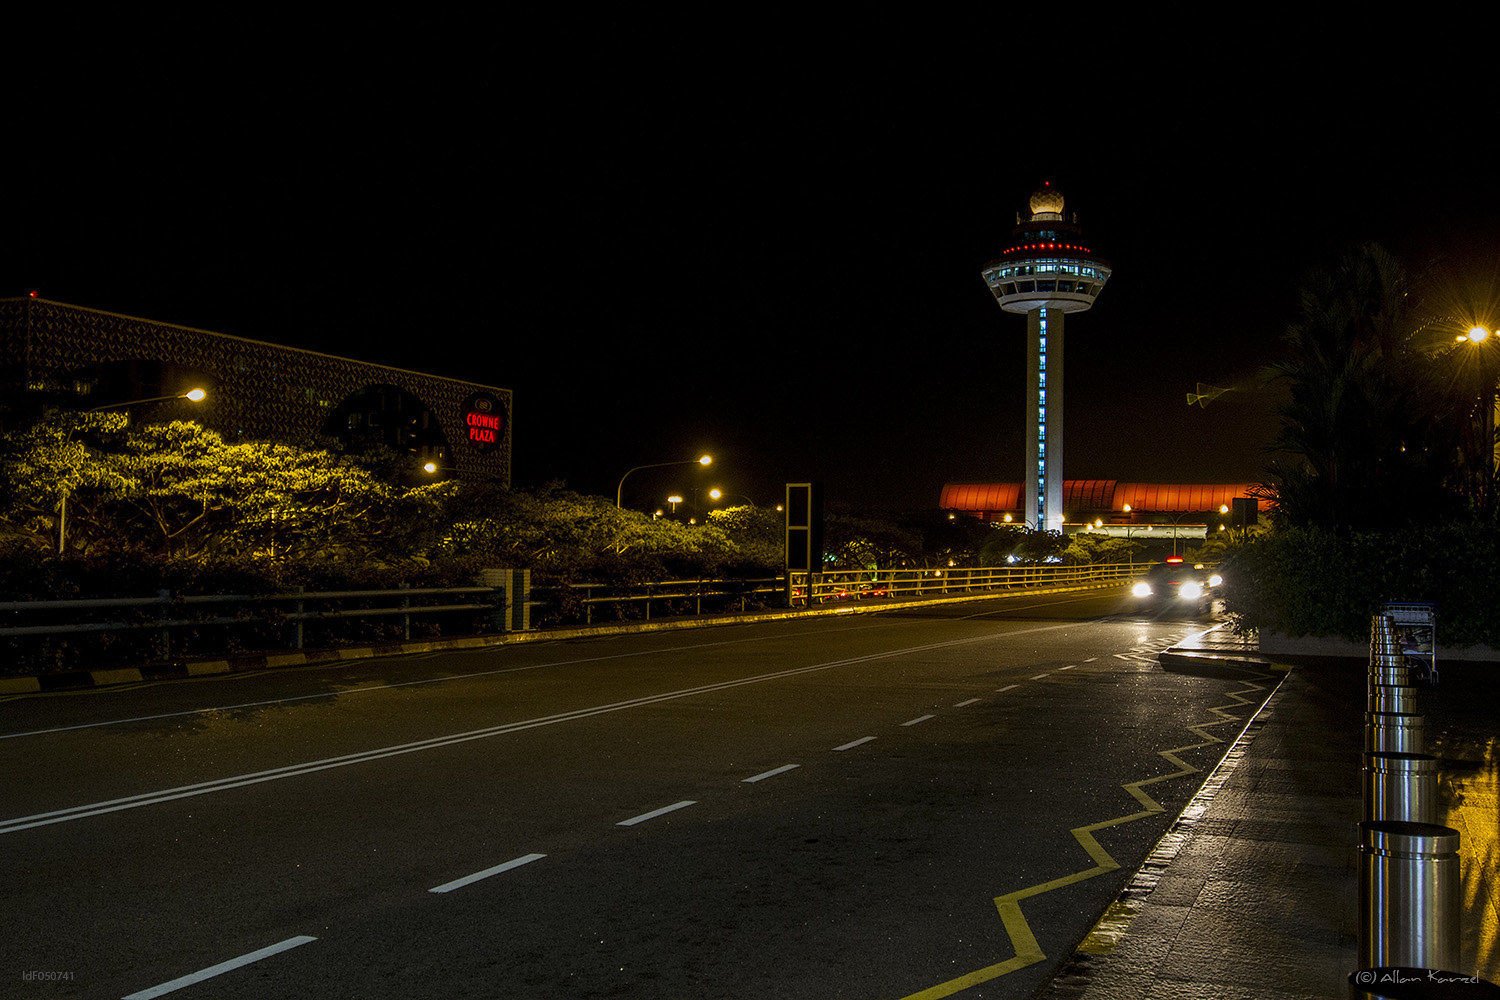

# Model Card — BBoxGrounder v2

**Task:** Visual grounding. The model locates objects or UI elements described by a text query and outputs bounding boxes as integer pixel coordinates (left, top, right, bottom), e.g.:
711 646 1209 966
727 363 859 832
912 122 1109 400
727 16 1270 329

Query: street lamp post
1460 326 1498 510
616 455 711 508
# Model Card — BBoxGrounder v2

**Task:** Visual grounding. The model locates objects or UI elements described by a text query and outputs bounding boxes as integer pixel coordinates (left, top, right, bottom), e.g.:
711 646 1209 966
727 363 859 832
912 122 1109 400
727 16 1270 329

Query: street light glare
1468 326 1491 343
699 455 712 465
185 388 207 402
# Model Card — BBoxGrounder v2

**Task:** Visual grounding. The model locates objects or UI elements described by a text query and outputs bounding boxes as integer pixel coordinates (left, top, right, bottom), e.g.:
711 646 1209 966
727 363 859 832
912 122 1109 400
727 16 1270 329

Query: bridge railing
0 562 1139 673
789 562 1136 604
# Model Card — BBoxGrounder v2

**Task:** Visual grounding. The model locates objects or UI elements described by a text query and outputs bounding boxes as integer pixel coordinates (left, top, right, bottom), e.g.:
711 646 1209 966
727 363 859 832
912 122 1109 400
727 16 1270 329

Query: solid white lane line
996 684 1019 693
953 698 980 707
833 737 876 751
743 764 799 784
4 621 1087 835
121 935 316 999
429 853 546 894
901 714 935 727
617 800 696 827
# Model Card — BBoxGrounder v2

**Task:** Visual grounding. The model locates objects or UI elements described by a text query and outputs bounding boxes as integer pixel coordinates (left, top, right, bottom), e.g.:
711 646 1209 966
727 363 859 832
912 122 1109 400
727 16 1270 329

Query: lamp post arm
615 457 710 508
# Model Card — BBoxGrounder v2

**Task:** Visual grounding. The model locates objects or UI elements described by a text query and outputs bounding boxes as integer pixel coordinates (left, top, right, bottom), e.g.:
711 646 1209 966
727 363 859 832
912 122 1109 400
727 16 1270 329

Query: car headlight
1132 582 1153 597
1180 582 1204 600
1208 574 1223 587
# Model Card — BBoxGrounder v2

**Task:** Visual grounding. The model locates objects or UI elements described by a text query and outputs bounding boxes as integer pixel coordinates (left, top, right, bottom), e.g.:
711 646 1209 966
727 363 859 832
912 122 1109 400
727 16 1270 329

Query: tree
1259 244 1454 530
0 416 454 563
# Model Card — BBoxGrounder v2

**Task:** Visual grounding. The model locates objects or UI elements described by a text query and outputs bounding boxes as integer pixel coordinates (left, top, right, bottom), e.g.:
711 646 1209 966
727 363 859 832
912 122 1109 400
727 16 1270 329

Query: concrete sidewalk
1035 624 1499 998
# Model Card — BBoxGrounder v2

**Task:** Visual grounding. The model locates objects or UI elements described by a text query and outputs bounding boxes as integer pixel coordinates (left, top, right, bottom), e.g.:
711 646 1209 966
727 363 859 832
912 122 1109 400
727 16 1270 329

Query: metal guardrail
554 563 1138 623
0 585 501 660
554 578 785 625
789 562 1137 604
0 562 1141 667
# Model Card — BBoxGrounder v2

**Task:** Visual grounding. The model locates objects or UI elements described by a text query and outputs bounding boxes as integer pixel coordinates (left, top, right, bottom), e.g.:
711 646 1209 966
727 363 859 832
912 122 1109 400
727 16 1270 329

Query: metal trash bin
1363 752 1439 823
1358 820 1461 972
1365 712 1426 754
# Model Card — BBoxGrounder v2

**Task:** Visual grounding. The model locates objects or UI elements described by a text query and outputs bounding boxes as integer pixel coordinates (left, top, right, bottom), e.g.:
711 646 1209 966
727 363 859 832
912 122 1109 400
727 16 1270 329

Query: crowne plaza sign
463 393 506 451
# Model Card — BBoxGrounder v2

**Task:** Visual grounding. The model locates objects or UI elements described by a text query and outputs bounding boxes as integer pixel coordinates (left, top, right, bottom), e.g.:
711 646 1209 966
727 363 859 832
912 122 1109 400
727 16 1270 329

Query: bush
1219 525 1500 647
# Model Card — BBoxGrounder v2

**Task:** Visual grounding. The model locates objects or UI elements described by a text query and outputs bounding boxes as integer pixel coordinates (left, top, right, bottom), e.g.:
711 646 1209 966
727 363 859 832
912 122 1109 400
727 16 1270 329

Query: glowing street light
87 388 207 412
616 455 711 508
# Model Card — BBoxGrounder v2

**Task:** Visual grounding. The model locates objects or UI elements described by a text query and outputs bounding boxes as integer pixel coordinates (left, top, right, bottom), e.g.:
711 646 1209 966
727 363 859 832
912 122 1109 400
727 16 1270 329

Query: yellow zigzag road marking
895 652 1269 1000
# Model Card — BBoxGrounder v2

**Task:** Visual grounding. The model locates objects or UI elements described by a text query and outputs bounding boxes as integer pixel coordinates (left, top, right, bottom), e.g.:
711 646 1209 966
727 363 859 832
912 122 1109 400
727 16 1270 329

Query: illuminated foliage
0 416 453 563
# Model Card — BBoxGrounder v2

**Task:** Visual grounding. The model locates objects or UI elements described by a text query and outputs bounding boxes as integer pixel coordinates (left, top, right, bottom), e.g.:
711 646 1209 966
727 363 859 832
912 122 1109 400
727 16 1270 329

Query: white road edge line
121 935 317 1000
901 714 935 727
429 853 547 893
743 764 799 784
617 800 696 827
833 737 876 751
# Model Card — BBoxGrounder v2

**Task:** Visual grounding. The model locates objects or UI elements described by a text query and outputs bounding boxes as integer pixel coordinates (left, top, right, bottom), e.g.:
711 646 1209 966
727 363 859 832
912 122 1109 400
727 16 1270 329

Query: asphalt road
0 589 1278 999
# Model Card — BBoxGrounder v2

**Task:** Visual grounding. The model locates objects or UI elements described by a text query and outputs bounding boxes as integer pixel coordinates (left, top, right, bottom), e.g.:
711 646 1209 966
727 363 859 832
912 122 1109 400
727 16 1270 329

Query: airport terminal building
0 297 511 484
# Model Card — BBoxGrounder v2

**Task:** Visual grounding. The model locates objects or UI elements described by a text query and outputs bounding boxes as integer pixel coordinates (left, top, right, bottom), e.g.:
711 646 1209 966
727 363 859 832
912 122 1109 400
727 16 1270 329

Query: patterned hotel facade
0 297 510 484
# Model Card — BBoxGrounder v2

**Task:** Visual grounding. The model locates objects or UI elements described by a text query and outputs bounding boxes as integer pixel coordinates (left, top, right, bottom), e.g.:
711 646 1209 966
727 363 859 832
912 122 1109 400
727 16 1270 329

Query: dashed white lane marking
743 764 799 784
1030 673 1051 680
428 853 547 894
122 935 317 999
1059 665 1076 670
617 800 696 827
954 698 980 707
901 714 935 727
4 624 1088 835
997 684 1019 693
834 737 876 751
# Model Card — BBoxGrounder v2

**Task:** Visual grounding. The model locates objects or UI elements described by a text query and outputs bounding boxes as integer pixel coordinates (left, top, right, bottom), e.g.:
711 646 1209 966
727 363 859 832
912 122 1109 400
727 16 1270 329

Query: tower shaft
1025 307 1064 532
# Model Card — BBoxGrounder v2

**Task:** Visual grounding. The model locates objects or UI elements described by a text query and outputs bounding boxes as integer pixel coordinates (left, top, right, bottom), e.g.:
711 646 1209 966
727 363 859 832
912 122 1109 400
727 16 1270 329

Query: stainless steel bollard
1358 820 1461 971
1364 712 1425 754
1363 752 1439 823
1370 683 1419 714
1371 664 1413 687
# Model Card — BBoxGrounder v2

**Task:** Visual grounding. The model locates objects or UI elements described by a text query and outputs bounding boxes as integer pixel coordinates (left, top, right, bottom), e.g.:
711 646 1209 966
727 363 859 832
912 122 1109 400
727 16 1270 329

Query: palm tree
1260 244 1453 530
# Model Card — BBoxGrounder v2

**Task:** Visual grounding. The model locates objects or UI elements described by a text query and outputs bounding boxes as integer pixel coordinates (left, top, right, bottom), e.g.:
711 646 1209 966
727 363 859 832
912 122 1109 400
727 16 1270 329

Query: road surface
0 589 1276 999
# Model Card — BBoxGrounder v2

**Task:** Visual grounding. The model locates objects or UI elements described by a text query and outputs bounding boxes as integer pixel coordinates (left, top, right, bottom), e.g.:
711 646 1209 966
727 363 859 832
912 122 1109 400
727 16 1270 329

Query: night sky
9 29 1500 512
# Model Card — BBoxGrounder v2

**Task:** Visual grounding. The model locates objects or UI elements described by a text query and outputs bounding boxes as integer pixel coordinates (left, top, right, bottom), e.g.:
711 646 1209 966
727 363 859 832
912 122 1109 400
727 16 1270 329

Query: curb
0 581 1119 694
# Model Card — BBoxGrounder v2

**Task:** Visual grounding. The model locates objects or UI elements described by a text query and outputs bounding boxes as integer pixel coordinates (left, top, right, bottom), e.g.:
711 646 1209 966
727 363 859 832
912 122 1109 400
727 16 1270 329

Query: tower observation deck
981 183 1111 532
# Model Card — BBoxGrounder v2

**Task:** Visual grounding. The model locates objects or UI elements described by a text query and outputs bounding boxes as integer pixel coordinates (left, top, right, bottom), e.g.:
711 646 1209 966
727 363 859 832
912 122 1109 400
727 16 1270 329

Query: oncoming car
1130 556 1222 613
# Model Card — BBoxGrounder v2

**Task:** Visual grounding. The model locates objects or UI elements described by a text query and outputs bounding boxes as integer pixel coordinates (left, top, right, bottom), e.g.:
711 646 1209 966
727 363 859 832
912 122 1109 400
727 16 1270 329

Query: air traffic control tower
981 184 1111 532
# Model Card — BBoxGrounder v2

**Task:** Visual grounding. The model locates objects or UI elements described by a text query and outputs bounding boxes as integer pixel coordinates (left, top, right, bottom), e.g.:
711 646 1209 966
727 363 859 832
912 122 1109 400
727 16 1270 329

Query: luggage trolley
1381 601 1437 684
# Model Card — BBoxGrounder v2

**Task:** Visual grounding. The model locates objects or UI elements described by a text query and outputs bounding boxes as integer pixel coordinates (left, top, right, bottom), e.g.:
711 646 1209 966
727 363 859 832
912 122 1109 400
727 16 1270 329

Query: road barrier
1358 820 1462 972
1364 711 1425 755
1362 751 1439 824
1357 614 1464 979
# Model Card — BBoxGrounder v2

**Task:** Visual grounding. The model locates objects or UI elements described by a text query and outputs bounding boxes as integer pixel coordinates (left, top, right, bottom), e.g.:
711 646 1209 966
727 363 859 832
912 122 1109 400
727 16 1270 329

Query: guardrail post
155 589 171 660
293 586 305 649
